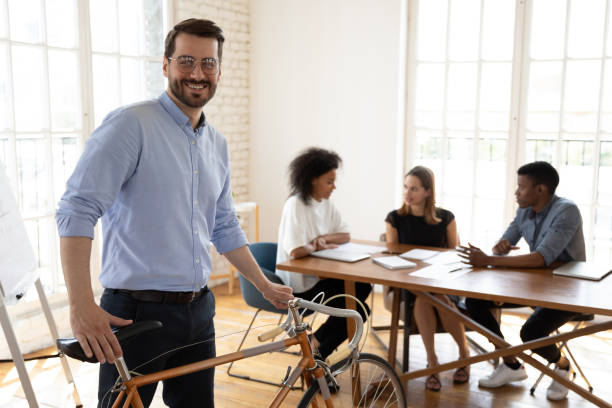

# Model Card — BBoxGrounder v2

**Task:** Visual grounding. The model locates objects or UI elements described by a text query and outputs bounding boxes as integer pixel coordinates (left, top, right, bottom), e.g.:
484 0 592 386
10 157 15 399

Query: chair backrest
238 242 284 313
249 242 278 272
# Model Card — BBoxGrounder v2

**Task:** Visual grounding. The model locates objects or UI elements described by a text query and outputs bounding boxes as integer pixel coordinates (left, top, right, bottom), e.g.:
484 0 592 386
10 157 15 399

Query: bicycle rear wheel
297 352 406 408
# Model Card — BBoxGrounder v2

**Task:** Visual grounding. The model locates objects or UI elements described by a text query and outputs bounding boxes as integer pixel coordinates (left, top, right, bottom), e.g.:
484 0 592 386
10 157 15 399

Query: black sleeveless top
385 208 455 248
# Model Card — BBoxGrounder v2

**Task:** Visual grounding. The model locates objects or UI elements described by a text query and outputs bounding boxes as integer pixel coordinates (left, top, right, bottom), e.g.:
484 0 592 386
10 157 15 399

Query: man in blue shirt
56 19 293 407
458 161 585 401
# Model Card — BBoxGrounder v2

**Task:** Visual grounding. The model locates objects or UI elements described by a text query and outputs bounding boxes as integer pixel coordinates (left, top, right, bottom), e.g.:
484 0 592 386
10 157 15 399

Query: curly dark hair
289 147 342 204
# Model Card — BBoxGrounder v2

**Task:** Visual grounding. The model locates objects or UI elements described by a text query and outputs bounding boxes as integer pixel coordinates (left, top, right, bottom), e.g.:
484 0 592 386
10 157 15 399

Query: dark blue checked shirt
500 195 586 266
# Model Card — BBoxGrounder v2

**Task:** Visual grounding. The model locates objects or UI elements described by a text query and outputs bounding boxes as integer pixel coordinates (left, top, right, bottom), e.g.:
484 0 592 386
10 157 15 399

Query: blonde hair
398 166 441 225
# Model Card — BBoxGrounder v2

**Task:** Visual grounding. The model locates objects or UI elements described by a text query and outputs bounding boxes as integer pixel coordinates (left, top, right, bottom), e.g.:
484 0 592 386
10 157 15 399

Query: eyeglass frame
167 55 220 75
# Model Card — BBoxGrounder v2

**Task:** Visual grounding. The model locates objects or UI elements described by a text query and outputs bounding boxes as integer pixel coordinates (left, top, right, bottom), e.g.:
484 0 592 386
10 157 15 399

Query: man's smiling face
163 33 221 110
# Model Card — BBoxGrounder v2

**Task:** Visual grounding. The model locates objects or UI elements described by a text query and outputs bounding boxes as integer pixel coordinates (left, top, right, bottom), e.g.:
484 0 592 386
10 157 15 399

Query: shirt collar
159 91 207 132
528 194 558 220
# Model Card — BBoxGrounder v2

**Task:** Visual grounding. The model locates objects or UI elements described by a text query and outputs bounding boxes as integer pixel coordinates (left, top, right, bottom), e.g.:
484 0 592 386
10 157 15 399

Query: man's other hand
70 301 132 364
492 239 520 255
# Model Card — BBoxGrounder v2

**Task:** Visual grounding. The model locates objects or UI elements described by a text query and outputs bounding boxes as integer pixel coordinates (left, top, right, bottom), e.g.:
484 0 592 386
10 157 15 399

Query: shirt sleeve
500 211 523 246
279 198 311 254
55 109 142 239
330 201 349 233
534 205 582 266
210 141 248 254
385 211 398 227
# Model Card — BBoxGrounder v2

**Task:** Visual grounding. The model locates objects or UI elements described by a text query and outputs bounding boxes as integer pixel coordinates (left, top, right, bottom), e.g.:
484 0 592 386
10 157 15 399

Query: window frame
404 0 612 263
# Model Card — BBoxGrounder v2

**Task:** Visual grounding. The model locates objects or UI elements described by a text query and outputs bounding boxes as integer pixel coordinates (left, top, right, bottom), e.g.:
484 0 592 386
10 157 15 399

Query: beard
169 77 217 108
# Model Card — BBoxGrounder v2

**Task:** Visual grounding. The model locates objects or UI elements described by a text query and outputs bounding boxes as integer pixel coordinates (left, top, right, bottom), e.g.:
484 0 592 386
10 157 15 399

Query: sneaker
478 363 528 388
547 366 572 401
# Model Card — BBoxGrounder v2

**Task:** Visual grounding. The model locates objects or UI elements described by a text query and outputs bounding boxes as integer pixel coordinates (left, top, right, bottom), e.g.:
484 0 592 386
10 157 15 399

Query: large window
0 0 168 296
408 0 612 264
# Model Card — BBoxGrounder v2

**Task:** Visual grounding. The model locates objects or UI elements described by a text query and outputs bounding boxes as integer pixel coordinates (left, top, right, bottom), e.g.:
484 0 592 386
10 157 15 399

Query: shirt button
194 200 198 204
195 259 200 264
194 229 198 234
191 140 195 145
194 170 198 174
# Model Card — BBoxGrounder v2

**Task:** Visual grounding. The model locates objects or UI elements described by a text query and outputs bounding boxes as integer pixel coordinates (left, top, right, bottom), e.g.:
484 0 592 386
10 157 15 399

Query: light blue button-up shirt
56 92 247 291
501 195 586 266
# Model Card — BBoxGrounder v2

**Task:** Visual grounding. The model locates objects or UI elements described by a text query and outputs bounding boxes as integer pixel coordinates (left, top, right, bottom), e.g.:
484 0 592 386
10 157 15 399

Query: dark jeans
465 297 578 363
98 288 216 408
295 278 371 359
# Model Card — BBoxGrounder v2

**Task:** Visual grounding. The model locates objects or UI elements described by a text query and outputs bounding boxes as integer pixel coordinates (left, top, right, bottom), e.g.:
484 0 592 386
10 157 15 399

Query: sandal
453 366 470 384
425 373 441 391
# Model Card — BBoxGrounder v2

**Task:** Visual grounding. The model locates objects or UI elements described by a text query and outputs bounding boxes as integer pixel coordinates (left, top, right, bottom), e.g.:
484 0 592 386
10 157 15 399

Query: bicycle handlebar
257 297 364 359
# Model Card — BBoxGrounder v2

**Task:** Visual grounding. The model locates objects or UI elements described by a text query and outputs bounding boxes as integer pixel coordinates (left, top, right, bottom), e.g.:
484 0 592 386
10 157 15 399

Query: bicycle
57 297 406 407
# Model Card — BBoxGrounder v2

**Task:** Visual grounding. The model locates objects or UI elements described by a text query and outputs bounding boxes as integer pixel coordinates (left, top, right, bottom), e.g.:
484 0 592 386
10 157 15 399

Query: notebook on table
372 256 417 270
311 249 370 263
552 261 612 281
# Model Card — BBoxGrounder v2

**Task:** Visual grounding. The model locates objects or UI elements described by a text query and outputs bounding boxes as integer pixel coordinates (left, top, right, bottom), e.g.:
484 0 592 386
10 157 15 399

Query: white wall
250 0 407 243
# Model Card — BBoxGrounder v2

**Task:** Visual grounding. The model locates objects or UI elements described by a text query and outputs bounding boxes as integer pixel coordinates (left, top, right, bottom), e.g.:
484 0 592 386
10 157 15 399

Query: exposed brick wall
175 0 252 285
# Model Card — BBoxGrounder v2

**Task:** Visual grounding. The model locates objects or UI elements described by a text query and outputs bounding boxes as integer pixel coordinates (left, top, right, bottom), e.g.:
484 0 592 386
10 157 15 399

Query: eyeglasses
168 56 219 75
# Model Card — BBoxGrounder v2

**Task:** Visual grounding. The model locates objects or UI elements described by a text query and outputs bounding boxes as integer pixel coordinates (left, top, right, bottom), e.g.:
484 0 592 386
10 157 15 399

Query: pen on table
449 266 471 273
382 250 402 255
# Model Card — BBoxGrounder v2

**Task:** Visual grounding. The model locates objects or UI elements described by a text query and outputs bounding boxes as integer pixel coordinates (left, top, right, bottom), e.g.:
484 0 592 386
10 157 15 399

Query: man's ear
536 184 546 195
162 57 169 78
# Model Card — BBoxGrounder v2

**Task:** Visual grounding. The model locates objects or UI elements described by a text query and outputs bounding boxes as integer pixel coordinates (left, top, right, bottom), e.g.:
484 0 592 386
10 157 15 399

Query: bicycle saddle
56 320 163 363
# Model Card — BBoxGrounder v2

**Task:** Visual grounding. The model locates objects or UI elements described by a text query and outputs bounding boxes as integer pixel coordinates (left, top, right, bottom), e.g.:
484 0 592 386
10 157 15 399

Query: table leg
405 291 612 408
388 288 400 368
343 281 357 341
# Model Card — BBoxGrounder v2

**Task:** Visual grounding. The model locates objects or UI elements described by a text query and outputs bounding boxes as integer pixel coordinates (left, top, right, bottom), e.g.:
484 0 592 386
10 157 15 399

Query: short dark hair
289 147 342 204
517 161 559 194
164 19 225 61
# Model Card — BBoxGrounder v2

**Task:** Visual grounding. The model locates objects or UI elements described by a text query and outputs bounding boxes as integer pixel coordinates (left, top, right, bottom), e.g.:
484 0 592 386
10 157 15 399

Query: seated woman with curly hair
276 147 371 359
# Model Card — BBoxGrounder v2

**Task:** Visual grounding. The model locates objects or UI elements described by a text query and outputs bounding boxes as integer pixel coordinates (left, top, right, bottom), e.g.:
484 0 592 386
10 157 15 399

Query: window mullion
40 0 60 292
5 3 19 203
77 0 94 145
555 0 572 172
470 0 486 240
404 0 420 175
506 0 530 224
590 0 611 258
441 0 452 205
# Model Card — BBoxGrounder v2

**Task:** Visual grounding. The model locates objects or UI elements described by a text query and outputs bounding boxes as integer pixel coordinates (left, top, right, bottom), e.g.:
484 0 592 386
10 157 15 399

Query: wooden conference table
276 240 612 408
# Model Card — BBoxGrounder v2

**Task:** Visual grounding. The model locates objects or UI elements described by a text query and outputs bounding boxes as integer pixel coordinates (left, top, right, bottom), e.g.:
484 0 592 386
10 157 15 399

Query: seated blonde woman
383 165 469 391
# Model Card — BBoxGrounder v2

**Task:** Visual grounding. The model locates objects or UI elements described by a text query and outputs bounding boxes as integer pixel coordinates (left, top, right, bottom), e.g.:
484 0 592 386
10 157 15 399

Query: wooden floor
1 281 611 407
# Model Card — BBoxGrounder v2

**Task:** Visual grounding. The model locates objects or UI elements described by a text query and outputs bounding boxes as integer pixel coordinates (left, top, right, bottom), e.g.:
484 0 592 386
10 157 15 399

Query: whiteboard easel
0 279 82 407
0 165 81 406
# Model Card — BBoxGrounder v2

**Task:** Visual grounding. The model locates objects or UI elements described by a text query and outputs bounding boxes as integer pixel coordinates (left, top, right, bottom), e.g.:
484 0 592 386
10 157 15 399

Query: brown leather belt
115 287 208 304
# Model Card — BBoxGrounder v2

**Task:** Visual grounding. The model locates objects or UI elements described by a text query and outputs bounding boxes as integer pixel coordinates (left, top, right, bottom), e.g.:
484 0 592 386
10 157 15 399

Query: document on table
425 250 464 265
410 262 472 280
400 248 439 261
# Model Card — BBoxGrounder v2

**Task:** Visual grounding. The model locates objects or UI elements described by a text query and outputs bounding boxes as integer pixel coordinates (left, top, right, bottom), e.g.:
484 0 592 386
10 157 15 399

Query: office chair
227 242 302 389
529 313 595 394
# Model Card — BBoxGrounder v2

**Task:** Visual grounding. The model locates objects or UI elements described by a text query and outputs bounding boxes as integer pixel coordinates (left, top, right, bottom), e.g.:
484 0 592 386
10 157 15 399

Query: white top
276 195 349 293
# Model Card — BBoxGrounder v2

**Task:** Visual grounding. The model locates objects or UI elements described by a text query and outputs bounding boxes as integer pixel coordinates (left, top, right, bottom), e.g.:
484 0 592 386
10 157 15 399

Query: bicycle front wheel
297 352 406 408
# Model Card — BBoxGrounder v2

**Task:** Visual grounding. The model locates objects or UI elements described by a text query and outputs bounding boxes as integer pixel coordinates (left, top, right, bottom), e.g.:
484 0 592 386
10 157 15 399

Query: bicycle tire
297 352 406 408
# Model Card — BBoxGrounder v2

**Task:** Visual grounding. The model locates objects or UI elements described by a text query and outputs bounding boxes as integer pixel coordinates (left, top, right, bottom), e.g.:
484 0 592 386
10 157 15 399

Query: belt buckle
189 291 197 302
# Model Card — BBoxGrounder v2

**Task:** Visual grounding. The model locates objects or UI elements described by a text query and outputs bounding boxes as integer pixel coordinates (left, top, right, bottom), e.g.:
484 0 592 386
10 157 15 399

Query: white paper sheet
410 262 472 280
425 250 464 265
400 248 439 261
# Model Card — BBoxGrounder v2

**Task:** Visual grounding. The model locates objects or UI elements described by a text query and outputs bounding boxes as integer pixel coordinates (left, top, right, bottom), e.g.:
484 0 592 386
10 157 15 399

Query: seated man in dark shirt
458 161 585 401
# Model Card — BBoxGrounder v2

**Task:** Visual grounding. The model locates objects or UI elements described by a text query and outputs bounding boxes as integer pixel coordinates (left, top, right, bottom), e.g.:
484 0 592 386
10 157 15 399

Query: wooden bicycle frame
110 329 332 408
